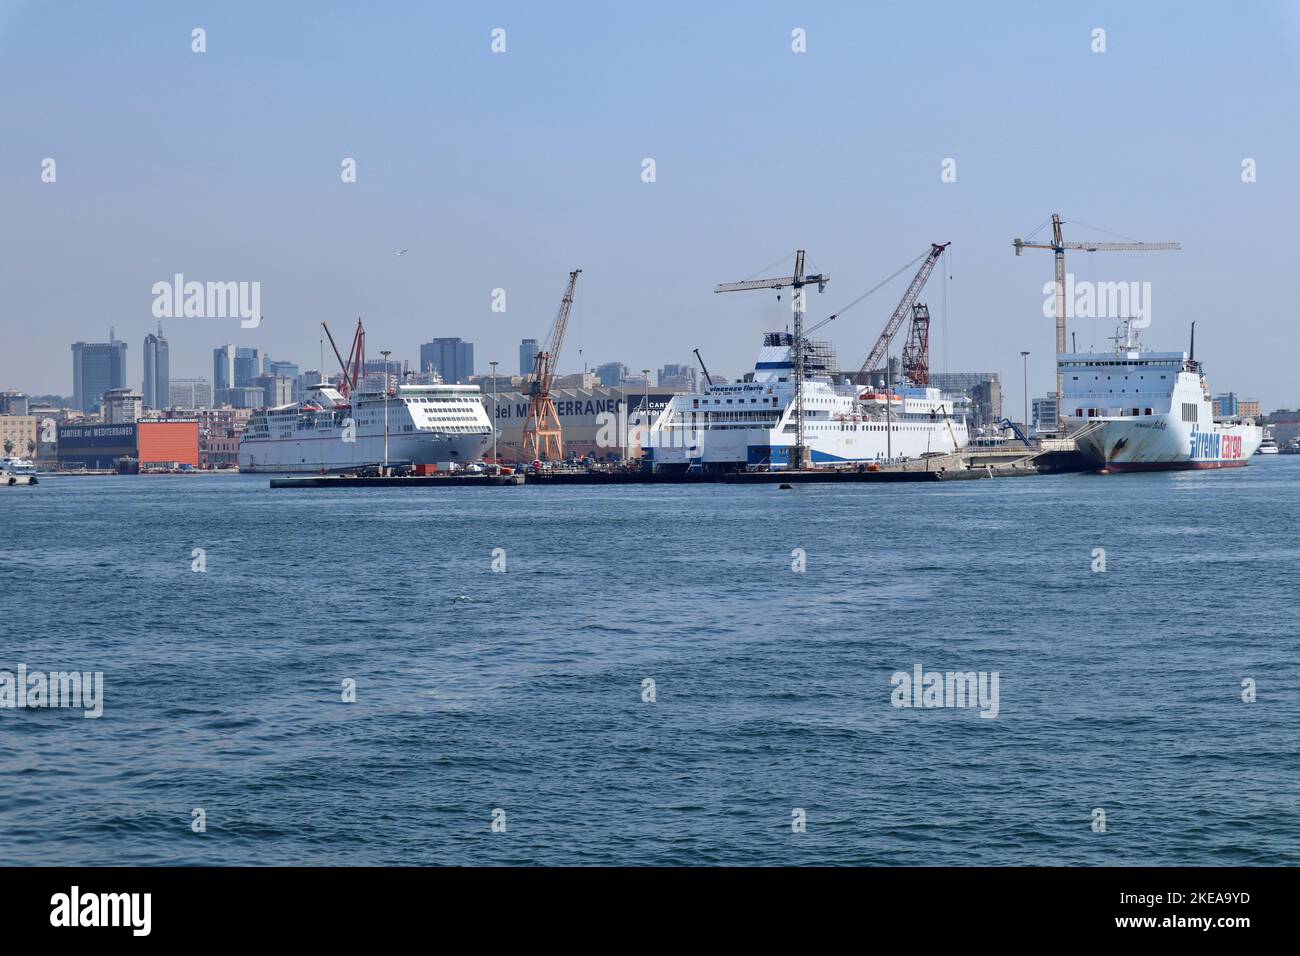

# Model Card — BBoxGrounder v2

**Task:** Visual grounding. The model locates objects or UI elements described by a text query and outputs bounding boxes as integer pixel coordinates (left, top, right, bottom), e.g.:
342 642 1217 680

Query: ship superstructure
645 332 967 472
239 382 492 473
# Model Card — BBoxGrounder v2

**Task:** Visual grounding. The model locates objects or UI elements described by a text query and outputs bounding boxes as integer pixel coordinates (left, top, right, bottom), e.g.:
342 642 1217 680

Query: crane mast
901 303 930 386
321 318 365 398
856 243 948 385
1013 212 1180 432
521 269 581 462
715 250 828 469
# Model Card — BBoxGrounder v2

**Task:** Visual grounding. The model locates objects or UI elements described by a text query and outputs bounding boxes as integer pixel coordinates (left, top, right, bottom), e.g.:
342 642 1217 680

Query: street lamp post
489 360 499 466
641 369 651 460
380 349 391 474
1020 350 1030 434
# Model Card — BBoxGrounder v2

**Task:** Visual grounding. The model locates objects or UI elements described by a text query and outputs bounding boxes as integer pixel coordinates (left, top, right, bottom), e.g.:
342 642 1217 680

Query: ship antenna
1189 321 1195 362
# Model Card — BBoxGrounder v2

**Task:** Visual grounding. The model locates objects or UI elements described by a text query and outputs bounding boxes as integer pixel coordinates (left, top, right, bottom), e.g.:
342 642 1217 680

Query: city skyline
4 3 1300 408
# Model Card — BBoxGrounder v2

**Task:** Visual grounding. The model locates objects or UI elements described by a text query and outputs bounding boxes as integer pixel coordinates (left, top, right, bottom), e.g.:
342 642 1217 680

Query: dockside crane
715 251 828 469
901 303 931 386
855 243 948 386
1013 212 1180 431
321 318 366 398
521 269 581 462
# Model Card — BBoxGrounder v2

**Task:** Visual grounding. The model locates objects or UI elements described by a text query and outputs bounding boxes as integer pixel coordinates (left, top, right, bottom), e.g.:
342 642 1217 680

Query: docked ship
1 455 36 475
239 382 492 473
238 320 492 473
644 332 968 472
1062 322 1261 472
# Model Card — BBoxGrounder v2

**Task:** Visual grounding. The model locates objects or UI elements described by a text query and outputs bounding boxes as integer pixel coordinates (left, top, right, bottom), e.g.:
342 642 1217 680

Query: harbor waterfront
2 462 1297 866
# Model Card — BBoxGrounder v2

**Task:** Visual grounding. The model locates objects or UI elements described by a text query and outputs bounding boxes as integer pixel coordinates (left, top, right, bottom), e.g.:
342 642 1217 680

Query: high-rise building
1031 392 1059 434
265 360 302 402
102 386 143 424
142 324 170 410
253 373 293 408
1212 393 1238 417
0 390 29 416
419 338 474 384
213 345 236 405
71 331 128 413
519 338 539 376
169 378 214 409
658 363 696 390
595 362 627 387
226 386 266 409
296 370 324 402
234 348 263 387
1238 398 1261 419
930 371 1002 431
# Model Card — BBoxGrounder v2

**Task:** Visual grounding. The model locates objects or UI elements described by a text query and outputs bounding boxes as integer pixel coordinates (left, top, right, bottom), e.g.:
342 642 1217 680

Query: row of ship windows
1077 408 1156 417
1064 361 1180 368
693 397 779 407
1071 374 1168 381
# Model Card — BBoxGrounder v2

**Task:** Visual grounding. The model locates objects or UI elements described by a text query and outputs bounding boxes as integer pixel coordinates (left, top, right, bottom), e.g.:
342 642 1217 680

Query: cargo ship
644 331 967 472
1062 322 1261 472
239 382 492 473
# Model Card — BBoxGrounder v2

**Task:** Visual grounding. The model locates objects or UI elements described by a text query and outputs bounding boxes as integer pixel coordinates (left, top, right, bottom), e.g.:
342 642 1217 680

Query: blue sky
3 1 1298 406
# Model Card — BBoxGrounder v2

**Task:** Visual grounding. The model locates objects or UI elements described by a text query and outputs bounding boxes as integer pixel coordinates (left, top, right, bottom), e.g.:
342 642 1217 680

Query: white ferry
644 332 968 472
1061 324 1261 472
1 455 36 475
239 382 493 473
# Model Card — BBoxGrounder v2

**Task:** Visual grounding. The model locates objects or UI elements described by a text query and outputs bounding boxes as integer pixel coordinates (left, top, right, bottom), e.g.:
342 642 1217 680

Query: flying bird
395 249 408 256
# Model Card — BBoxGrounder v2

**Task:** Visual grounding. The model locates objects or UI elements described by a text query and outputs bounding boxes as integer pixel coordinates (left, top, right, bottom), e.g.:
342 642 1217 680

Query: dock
270 473 525 489
267 442 1090 489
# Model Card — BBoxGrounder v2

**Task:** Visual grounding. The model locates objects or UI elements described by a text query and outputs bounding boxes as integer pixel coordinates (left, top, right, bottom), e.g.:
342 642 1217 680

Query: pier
267 442 1090 489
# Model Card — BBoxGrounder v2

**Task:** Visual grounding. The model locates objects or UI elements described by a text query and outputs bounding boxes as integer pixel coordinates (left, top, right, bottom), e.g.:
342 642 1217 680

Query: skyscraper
595 362 627 387
169 378 213 409
234 347 263 387
213 344 236 405
519 338 539 376
142 324 170 409
419 338 474 384
71 330 128 413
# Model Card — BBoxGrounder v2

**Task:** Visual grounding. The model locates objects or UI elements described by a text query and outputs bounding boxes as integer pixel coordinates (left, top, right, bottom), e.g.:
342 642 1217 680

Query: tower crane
855 243 948 386
521 269 581 462
1013 212 1180 431
715 250 828 469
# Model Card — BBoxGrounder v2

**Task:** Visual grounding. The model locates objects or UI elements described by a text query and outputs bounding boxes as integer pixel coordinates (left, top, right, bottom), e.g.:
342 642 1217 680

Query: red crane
855 243 948 385
901 303 930 386
321 318 366 398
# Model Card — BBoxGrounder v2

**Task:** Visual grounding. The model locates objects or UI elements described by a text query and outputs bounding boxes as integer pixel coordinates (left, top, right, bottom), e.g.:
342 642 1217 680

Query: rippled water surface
1 462 1298 865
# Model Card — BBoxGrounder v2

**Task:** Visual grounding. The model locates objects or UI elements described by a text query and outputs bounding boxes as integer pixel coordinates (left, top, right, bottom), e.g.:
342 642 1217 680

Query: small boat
1256 435 1280 455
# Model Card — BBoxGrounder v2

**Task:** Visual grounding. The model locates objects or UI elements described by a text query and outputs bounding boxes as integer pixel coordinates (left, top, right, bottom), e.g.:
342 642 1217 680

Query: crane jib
857 243 948 381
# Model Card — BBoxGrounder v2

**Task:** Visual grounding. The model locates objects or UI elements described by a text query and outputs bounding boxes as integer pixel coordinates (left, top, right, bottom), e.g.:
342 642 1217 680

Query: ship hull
646 421 966 471
240 431 490 473
1074 414 1262 473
